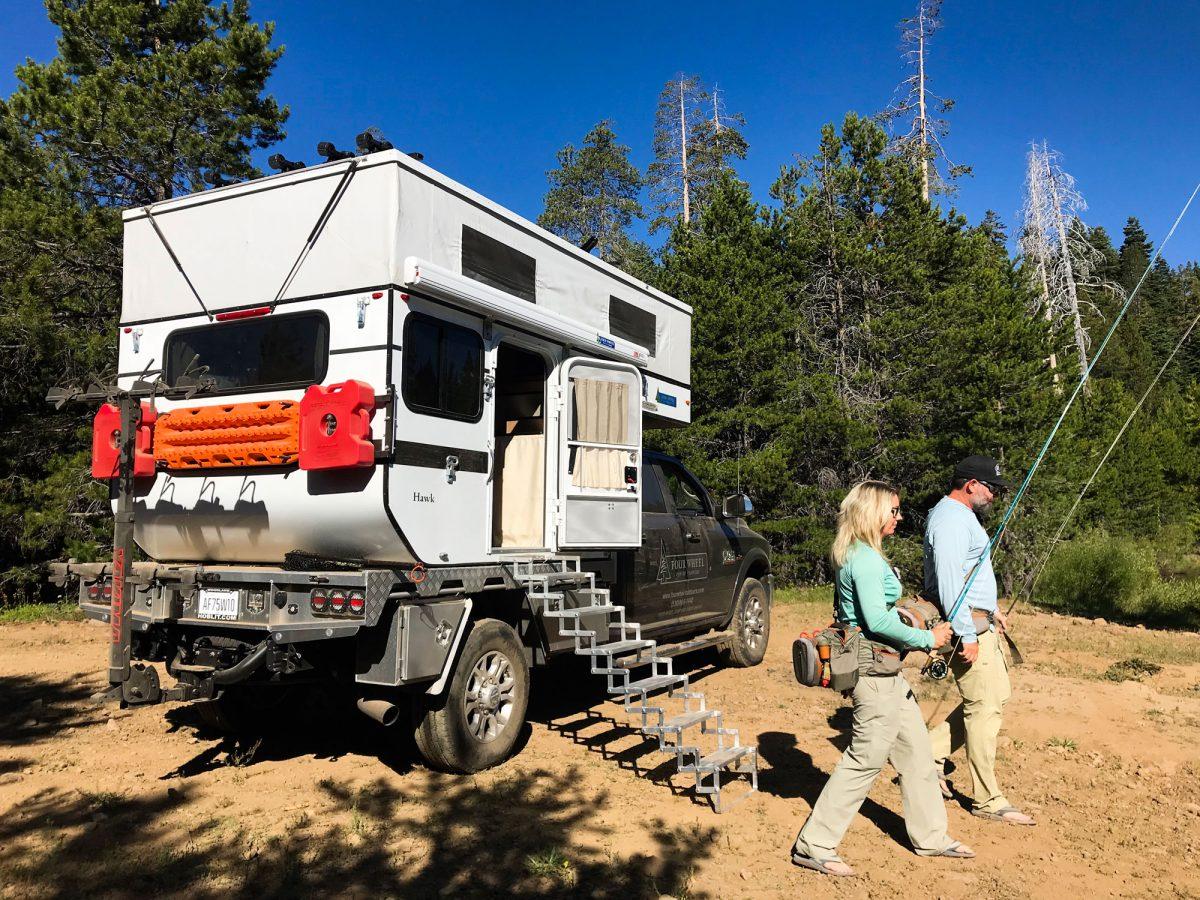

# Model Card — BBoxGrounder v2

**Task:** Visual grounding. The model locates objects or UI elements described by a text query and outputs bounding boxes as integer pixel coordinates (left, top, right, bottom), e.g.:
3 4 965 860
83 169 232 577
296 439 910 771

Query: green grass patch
524 848 576 886
0 602 83 625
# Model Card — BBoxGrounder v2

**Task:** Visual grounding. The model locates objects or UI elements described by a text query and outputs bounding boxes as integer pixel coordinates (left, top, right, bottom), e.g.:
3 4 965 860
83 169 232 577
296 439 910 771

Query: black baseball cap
953 455 1012 490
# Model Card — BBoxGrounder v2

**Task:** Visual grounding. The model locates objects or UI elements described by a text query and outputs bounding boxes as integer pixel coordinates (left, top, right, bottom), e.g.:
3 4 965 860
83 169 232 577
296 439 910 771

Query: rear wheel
720 577 770 668
412 618 530 773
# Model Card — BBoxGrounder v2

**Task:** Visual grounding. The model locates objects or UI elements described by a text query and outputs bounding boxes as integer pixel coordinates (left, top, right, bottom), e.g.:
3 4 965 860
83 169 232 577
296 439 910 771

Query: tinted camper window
402 315 483 421
609 296 656 356
462 226 536 303
164 311 328 392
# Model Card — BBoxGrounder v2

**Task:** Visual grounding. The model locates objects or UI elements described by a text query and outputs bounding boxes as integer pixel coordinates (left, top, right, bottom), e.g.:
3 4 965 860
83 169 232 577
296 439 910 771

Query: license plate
197 588 240 621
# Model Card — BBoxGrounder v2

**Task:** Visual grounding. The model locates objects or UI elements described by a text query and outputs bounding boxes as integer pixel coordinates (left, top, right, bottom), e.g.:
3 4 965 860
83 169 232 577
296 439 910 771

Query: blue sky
3 0 1199 262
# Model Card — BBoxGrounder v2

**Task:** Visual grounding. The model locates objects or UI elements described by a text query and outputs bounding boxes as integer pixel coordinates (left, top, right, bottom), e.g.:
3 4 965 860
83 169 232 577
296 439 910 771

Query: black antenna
268 153 306 173
407 151 424 162
580 236 598 253
317 141 354 162
356 127 394 154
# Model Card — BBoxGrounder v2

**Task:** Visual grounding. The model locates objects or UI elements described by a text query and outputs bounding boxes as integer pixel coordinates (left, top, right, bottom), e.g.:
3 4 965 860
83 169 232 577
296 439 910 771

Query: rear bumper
54 560 395 644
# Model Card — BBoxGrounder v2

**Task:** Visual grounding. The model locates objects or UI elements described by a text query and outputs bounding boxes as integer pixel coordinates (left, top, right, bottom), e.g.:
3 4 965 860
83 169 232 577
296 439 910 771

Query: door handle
686 532 701 543
445 455 459 484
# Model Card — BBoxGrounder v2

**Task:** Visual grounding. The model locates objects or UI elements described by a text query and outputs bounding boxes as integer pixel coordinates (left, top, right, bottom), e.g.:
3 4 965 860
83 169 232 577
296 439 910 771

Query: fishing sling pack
792 625 862 692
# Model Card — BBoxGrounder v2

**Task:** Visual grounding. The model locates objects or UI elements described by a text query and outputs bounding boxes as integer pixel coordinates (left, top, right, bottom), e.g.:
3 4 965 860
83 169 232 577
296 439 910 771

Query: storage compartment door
556 357 642 548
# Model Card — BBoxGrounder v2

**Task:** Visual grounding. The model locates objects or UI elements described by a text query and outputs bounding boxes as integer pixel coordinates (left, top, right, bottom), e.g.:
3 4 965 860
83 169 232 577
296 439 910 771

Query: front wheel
721 577 770 668
412 618 530 773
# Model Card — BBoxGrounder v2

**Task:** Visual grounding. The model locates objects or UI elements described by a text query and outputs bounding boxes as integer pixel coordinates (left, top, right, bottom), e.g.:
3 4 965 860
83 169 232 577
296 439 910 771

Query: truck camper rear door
555 358 642 549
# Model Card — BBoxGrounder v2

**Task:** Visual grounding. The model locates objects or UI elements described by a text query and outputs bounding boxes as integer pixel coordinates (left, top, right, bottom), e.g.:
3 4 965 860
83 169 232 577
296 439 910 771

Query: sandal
791 852 855 877
929 840 976 859
973 806 1036 826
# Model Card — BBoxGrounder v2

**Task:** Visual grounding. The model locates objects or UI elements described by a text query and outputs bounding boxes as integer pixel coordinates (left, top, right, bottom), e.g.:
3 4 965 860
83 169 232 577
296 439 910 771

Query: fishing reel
923 654 950 680
897 596 951 680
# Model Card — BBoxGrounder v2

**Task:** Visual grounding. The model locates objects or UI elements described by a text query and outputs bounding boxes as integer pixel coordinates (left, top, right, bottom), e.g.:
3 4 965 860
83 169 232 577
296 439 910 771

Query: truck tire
412 618 530 774
720 577 770 668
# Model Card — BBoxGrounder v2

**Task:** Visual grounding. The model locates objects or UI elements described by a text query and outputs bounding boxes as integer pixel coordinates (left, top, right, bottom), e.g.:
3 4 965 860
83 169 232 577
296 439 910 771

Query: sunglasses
889 506 902 518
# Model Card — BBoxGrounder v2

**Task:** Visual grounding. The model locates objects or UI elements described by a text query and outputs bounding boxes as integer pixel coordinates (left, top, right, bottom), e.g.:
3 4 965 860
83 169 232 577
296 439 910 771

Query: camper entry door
390 302 493 565
557 358 643 549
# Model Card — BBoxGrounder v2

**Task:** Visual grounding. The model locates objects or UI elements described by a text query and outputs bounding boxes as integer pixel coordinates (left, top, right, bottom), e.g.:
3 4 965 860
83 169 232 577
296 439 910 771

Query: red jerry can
91 402 157 479
298 380 376 471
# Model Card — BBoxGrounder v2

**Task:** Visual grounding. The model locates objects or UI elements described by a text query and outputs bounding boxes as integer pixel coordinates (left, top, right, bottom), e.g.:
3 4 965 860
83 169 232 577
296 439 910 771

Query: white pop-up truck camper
56 148 770 810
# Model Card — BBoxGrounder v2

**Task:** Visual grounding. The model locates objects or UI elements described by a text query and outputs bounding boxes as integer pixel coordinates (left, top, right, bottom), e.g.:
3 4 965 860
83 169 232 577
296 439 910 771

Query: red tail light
348 591 365 615
310 589 328 612
87 583 101 600
328 590 347 613
102 581 113 601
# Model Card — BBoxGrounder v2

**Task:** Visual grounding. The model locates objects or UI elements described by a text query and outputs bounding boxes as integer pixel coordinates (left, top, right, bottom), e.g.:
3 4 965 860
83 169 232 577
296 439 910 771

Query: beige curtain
572 378 628 489
493 434 544 547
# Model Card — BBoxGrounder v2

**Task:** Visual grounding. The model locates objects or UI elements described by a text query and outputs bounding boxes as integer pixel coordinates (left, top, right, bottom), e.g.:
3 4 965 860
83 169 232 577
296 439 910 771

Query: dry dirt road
2 597 1198 899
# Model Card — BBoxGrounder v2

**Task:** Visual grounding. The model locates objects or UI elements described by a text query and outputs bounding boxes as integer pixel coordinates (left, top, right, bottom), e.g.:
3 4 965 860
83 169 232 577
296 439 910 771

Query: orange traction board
155 400 299 469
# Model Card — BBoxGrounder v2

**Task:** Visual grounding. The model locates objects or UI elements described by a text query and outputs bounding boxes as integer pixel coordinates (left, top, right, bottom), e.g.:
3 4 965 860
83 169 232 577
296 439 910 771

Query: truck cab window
659 462 708 516
164 311 328 393
402 314 483 421
643 463 669 514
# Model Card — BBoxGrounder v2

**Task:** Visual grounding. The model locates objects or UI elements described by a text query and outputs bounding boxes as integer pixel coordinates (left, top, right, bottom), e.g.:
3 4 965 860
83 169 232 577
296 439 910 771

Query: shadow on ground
0 765 716 899
756 730 909 848
527 649 746 809
0 672 107 749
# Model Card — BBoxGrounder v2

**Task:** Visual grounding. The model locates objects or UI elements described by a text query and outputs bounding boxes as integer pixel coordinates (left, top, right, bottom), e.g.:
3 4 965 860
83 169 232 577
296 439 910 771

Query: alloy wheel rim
742 594 765 651
463 649 516 743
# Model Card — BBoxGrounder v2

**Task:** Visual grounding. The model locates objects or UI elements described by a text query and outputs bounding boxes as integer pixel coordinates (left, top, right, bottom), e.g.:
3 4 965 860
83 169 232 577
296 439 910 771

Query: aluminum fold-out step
514 559 758 814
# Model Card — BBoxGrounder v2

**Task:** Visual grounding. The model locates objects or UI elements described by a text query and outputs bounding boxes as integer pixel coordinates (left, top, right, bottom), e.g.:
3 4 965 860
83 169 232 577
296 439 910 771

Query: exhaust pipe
357 696 399 727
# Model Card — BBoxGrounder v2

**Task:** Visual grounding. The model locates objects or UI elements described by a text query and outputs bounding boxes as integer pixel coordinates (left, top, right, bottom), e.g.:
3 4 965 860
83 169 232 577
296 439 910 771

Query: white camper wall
121 160 400 323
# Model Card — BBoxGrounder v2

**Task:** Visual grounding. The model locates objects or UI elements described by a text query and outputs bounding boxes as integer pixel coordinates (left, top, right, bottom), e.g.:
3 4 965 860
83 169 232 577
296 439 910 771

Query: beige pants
929 628 1012 814
793 673 952 860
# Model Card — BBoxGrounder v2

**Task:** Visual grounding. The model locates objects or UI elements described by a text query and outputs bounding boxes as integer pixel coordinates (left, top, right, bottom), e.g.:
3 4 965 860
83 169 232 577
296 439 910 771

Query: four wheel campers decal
656 546 709 583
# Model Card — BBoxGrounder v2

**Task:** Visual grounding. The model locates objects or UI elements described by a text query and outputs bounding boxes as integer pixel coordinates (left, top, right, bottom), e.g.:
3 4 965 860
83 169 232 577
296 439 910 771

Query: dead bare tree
879 0 970 200
648 74 747 232
1019 141 1125 385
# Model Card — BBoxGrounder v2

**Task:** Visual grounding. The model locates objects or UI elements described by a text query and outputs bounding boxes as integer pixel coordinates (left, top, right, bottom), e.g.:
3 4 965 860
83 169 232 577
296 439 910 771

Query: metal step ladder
512 558 758 813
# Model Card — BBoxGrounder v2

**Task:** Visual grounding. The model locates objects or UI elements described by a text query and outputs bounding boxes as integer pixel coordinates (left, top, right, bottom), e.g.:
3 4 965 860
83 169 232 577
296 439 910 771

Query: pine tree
537 120 646 267
0 0 288 603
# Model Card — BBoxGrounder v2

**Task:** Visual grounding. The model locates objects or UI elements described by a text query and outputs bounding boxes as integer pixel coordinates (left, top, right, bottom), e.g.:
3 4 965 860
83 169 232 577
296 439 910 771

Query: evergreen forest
3 1 1199 628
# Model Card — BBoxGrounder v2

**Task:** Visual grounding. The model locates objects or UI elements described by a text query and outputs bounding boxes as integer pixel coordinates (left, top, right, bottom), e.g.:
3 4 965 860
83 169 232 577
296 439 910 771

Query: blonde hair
830 480 899 568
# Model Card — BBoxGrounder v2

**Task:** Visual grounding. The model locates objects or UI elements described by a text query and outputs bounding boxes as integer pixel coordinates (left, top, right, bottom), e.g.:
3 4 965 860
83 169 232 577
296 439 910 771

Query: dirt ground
2 598 1199 899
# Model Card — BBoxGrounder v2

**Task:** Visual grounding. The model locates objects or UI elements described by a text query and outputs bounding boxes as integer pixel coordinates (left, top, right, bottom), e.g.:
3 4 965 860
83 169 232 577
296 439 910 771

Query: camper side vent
608 296 656 357
461 226 536 303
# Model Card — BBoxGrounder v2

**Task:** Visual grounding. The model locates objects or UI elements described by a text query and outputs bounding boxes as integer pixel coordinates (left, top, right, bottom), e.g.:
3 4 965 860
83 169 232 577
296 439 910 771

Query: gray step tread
698 745 753 769
619 673 687 695
582 639 652 656
661 709 717 730
545 604 618 617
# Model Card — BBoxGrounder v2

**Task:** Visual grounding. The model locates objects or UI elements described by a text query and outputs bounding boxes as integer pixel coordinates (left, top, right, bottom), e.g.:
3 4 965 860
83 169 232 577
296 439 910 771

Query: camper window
462 226 537 303
608 296 656 356
163 311 328 393
401 314 483 421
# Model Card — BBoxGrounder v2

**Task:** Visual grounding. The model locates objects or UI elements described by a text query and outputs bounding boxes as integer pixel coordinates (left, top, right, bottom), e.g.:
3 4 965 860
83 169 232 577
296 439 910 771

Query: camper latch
445 455 459 483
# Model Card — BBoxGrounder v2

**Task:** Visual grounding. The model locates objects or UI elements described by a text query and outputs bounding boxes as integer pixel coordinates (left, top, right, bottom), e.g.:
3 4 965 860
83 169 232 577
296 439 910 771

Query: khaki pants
929 628 1012 814
793 673 952 859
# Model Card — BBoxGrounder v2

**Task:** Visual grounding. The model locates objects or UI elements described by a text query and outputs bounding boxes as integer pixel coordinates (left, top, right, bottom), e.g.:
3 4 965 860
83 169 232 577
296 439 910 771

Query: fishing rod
933 180 1200 664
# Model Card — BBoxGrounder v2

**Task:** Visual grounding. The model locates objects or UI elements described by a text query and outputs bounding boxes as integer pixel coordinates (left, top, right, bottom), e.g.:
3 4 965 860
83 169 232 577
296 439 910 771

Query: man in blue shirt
923 455 1035 826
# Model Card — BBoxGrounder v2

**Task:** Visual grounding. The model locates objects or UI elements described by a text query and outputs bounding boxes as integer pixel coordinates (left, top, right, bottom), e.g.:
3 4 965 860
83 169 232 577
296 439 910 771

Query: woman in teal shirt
791 481 974 877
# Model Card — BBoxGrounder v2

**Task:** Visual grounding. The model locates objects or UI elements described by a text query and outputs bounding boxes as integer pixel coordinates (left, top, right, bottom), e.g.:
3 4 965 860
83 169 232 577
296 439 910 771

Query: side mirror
722 493 753 519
